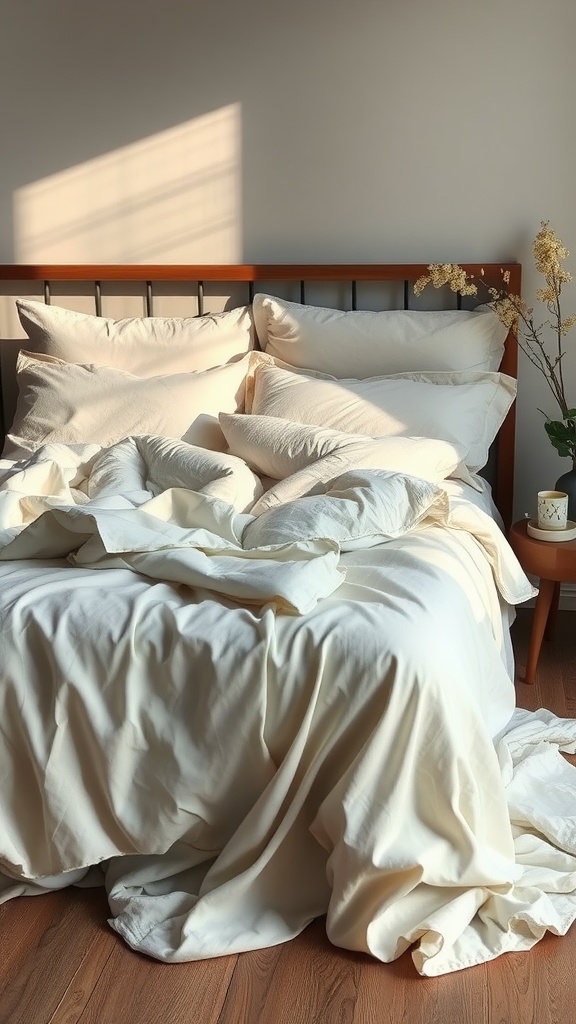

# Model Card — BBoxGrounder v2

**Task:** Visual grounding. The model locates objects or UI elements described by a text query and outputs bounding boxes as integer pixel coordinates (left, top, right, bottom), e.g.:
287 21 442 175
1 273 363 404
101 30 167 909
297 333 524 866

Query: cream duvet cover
1 436 576 976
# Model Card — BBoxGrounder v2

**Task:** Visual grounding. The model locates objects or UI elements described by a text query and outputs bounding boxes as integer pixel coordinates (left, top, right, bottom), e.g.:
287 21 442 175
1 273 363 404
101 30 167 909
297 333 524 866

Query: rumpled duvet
1 434 576 976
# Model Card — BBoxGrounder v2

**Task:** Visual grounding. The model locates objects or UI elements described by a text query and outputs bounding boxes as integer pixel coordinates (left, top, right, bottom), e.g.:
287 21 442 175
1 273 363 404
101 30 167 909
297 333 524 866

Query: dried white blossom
413 223 576 458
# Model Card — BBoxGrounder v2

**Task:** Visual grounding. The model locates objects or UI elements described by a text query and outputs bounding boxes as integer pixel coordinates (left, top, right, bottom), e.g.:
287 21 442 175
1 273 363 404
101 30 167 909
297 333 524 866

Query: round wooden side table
508 519 576 684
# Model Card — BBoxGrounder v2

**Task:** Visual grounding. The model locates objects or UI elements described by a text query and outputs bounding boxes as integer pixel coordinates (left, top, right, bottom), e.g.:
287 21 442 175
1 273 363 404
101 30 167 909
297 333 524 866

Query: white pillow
245 355 516 473
253 294 508 376
16 298 255 376
249 441 464 515
219 412 465 485
244 470 448 550
4 351 250 457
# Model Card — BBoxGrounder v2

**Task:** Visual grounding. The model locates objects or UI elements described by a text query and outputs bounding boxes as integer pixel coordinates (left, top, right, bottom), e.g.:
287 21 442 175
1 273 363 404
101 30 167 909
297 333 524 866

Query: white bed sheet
1 441 576 976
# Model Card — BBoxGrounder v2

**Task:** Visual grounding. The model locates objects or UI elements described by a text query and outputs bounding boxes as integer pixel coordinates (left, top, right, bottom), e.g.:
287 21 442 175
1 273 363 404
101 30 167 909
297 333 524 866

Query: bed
0 261 576 978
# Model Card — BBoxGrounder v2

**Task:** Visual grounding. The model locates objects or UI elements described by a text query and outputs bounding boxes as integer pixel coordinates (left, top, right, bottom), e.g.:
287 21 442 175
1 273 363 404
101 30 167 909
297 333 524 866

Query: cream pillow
219 413 465 485
249 438 464 515
245 355 516 473
244 470 448 549
16 298 255 376
253 294 508 376
4 351 250 457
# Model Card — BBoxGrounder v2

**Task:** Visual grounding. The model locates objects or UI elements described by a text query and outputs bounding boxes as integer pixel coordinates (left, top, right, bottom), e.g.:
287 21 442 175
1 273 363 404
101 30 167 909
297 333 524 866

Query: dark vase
555 458 576 523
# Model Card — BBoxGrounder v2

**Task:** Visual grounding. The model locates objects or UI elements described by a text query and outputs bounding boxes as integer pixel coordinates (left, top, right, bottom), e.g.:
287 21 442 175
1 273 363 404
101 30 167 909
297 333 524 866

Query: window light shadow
13 105 241 263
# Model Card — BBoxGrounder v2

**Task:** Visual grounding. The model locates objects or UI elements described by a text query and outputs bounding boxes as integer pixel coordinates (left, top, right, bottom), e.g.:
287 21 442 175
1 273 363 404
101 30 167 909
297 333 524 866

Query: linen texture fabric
253 294 508 376
16 298 255 376
3 351 250 457
245 354 516 473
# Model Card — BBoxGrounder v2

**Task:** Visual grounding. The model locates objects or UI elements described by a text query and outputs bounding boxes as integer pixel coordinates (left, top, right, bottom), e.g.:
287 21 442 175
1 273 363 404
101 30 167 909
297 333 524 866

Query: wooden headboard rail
0 262 521 526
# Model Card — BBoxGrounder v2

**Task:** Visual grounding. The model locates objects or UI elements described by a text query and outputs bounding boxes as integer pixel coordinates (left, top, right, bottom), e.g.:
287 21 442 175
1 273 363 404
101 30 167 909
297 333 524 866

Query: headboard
0 262 521 527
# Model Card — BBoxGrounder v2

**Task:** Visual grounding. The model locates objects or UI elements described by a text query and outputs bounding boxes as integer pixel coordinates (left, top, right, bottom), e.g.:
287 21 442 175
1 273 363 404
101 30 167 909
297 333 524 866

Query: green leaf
565 408 576 419
545 419 576 458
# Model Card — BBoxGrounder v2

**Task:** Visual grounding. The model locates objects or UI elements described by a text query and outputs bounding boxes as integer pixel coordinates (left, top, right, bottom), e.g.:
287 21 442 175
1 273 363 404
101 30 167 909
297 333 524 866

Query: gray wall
1 0 576 520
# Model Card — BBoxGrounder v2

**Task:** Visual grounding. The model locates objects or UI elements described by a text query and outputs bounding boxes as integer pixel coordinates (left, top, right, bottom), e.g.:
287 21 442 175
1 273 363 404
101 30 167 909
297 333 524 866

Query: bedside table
509 519 576 684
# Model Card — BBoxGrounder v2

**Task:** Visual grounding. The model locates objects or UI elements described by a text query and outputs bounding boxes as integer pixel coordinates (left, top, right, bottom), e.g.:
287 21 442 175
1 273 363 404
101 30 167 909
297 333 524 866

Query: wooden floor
1 609 575 1024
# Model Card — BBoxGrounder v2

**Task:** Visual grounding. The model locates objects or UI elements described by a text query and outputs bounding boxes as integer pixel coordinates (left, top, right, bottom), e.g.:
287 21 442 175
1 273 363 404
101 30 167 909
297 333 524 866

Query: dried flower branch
414 222 576 462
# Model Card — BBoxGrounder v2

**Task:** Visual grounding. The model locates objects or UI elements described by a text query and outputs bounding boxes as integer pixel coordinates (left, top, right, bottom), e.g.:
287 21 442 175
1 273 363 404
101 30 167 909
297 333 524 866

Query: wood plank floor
1 608 574 1024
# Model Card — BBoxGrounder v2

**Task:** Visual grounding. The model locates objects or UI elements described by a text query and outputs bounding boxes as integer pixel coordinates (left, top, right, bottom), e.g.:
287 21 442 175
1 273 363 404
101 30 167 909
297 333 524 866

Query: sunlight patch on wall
13 105 241 262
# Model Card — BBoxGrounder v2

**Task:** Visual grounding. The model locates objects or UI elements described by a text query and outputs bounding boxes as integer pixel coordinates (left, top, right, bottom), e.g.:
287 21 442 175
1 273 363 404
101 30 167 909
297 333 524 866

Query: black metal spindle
94 281 102 317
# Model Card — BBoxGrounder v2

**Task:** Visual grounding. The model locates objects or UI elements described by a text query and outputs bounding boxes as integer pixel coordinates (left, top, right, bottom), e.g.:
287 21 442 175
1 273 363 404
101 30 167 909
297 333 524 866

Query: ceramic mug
537 490 569 530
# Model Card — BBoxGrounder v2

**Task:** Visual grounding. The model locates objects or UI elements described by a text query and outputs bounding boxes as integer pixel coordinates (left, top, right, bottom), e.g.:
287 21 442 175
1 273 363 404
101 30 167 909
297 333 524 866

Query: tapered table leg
509 521 576 685
524 578 557 684
544 581 561 641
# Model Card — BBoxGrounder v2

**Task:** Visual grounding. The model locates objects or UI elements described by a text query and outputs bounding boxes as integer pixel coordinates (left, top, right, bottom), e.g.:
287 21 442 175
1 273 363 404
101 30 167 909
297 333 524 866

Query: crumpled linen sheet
0 435 532 612
0 434 452 615
1 438 576 976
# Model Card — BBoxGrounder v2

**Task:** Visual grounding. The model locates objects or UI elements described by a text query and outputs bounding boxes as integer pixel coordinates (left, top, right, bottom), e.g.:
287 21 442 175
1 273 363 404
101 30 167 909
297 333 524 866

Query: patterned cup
537 490 569 530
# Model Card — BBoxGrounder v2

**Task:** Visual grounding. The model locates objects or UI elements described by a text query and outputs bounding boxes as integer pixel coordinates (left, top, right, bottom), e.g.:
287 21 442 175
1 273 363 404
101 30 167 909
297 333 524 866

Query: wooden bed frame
0 262 521 527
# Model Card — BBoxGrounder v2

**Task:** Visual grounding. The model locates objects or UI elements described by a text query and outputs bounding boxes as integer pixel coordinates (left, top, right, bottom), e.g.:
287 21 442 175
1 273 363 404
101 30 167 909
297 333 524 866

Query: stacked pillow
16 298 255 375
248 294 515 488
3 299 255 457
218 412 467 513
243 353 515 477
252 294 508 376
8 351 251 454
5 292 515 499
